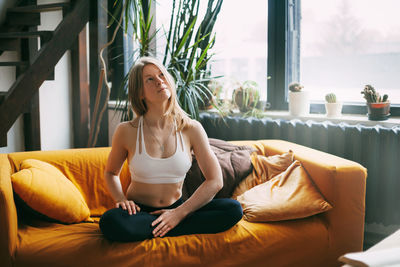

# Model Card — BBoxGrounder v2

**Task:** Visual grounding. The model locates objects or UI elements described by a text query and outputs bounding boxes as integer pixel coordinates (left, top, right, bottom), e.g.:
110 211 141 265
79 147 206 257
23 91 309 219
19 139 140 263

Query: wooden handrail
0 0 89 139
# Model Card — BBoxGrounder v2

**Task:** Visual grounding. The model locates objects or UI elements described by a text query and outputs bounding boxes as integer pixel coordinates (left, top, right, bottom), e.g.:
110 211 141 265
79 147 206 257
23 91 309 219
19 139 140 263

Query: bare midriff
126 180 183 207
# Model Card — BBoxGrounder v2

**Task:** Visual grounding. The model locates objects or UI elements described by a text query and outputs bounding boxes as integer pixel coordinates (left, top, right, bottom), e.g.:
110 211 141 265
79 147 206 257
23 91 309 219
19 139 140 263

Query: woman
99 57 243 242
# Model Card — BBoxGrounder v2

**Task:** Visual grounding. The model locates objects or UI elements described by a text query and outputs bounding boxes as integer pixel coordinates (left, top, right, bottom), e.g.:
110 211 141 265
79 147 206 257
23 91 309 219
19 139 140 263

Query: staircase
0 0 90 149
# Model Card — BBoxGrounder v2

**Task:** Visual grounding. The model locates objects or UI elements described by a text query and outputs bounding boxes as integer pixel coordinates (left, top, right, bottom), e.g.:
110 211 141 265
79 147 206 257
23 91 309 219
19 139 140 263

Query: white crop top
129 116 192 184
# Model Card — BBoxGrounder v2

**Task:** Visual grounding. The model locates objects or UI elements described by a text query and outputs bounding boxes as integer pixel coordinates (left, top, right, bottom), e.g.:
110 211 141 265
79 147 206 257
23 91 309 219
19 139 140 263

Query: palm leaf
113 0 224 121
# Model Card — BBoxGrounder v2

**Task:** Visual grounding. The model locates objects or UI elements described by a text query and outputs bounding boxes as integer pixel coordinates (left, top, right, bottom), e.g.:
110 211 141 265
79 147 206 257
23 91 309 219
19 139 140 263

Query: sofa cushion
232 151 294 198
182 138 256 200
8 147 131 217
11 159 91 224
237 160 332 222
14 216 329 267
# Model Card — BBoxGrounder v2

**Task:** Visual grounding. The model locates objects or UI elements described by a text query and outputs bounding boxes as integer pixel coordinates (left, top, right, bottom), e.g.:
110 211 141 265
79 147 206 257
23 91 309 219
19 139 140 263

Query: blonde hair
128 57 191 130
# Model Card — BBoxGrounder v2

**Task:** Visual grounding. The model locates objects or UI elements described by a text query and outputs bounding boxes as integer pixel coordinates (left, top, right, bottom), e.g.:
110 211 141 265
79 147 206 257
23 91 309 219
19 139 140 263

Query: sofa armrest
231 139 367 264
0 154 18 267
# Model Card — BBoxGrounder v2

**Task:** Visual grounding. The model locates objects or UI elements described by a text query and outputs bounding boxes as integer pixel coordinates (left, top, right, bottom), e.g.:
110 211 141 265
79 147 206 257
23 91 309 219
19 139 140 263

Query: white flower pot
325 102 342 117
288 91 310 116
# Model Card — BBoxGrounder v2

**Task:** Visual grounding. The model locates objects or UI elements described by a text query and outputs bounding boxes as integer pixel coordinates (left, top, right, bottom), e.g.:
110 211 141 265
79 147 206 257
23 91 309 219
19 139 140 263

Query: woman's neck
143 112 172 129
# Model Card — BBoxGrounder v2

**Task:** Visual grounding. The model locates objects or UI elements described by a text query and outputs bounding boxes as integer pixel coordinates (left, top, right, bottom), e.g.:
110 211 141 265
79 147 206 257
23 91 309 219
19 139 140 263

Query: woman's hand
150 208 186 237
116 200 141 215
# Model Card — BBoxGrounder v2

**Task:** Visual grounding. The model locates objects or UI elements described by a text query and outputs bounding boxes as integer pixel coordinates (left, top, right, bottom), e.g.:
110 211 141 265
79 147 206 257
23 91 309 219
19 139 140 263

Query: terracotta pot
367 102 390 121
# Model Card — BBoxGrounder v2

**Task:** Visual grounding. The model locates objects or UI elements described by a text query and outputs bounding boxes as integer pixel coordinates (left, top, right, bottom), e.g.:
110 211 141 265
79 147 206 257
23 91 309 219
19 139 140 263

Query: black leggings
99 198 243 242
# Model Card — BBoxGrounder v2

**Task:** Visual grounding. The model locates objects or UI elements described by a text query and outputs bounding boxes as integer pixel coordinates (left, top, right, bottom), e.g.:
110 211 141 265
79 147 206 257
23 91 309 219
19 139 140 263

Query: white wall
38 1 73 150
38 52 73 151
0 0 74 153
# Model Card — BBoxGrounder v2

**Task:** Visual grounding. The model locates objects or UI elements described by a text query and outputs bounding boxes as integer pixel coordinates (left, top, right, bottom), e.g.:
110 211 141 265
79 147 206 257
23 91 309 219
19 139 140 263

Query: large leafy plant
111 0 223 120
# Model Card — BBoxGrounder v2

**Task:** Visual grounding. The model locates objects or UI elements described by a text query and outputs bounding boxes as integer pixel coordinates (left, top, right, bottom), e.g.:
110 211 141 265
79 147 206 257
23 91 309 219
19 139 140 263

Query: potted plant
361 84 390 121
288 82 310 116
324 93 342 117
200 79 224 110
109 0 223 121
232 80 260 113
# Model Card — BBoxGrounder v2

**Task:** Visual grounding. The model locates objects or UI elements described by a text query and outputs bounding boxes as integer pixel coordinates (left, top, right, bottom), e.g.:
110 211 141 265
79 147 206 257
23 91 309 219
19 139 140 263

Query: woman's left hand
150 208 186 237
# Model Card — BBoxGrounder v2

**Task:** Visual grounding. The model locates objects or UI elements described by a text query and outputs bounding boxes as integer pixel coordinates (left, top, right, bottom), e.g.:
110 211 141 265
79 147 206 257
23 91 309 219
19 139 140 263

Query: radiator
199 112 400 244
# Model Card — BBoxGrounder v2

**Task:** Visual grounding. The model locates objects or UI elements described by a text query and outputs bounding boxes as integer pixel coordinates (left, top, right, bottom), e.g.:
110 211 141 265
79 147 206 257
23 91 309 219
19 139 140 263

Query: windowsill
109 101 400 128
260 111 400 128
204 109 400 128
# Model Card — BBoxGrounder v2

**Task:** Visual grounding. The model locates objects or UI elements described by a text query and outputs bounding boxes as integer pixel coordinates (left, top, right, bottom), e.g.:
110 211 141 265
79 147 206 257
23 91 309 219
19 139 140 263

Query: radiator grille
199 113 400 230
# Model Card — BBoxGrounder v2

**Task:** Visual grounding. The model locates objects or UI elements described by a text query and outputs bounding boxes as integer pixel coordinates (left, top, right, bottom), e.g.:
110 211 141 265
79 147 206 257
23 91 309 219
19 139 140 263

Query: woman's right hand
116 200 141 215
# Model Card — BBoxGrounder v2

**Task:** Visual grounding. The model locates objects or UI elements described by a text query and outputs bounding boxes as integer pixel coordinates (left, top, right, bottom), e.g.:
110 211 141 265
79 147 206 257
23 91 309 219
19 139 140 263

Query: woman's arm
105 123 139 215
151 120 223 236
176 120 223 214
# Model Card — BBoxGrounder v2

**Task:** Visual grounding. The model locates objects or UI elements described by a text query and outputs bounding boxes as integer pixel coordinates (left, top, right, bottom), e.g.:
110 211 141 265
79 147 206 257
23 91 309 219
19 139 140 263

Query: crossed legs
99 198 243 242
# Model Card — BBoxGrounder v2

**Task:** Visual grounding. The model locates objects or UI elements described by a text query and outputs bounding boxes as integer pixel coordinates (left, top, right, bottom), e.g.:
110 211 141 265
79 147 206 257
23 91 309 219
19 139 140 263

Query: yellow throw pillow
252 150 295 181
237 160 332 222
232 151 294 199
11 159 91 223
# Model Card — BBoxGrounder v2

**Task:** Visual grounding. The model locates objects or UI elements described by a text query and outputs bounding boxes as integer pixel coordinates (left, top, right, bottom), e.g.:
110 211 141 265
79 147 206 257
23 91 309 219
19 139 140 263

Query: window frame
267 0 400 116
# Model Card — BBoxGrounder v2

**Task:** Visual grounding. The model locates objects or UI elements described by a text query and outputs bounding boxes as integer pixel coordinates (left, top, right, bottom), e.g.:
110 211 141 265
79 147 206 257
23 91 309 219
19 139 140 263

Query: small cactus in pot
325 93 337 103
361 84 388 103
288 82 304 92
324 93 342 117
288 82 309 116
361 84 390 120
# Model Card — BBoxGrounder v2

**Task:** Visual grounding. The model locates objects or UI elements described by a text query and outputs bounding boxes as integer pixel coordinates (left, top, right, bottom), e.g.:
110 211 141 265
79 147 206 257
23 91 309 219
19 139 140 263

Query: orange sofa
0 140 367 267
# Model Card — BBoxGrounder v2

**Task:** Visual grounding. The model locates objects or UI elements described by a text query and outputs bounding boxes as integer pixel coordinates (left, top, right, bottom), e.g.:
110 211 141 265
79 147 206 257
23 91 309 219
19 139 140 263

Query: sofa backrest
7 147 130 217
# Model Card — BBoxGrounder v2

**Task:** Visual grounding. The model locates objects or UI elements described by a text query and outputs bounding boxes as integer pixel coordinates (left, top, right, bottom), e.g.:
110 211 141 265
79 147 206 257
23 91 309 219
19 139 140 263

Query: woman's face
141 64 171 105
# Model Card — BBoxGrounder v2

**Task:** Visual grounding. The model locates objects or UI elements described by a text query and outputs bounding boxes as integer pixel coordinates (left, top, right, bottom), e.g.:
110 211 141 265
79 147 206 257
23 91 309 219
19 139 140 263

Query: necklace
143 117 174 153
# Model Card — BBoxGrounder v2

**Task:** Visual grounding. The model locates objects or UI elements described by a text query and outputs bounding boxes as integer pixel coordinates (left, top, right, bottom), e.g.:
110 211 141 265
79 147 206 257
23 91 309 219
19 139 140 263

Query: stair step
0 61 29 67
5 3 71 27
0 39 20 51
0 61 52 79
5 12 40 27
0 61 29 74
0 31 53 48
8 3 70 13
0 31 53 40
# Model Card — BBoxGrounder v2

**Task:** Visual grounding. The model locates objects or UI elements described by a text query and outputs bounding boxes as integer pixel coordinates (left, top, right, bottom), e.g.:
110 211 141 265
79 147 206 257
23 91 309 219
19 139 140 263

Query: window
300 0 400 106
122 0 400 116
155 0 268 101
267 0 400 115
209 0 268 101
